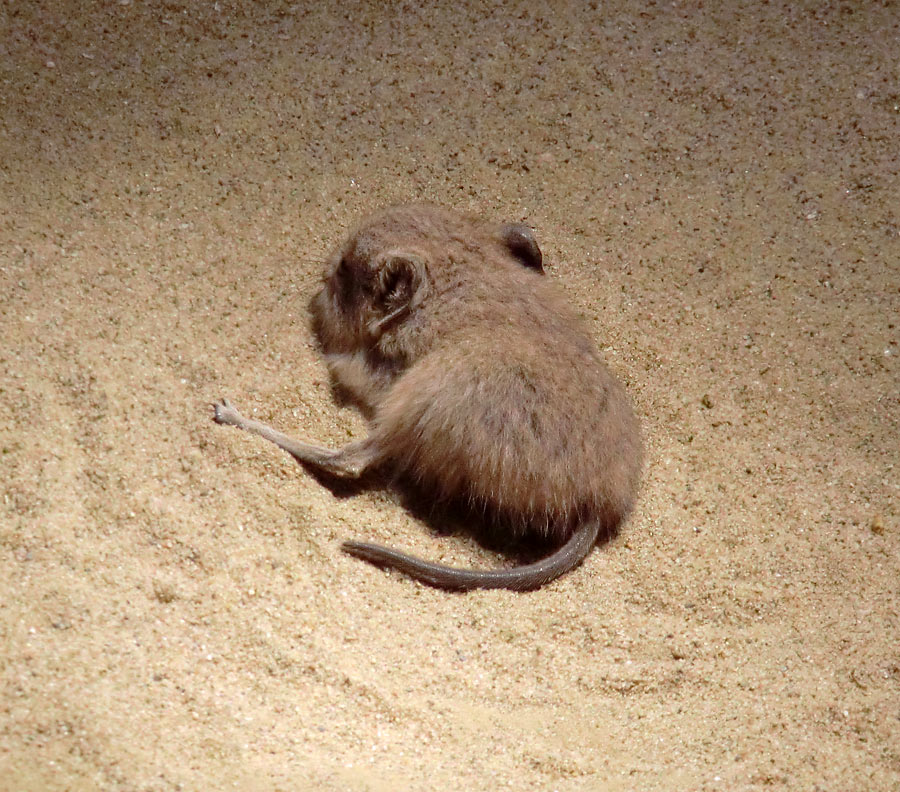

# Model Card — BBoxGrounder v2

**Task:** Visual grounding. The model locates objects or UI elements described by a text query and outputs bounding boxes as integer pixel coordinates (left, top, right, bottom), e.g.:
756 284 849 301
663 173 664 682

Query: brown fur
214 204 642 591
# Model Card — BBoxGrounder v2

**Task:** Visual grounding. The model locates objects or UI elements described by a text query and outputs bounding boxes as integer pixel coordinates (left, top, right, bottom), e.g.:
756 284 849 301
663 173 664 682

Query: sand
2 1 898 789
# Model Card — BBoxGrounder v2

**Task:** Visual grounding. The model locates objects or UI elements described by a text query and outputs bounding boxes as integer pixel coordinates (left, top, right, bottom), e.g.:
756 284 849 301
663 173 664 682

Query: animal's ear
500 223 543 273
368 251 428 336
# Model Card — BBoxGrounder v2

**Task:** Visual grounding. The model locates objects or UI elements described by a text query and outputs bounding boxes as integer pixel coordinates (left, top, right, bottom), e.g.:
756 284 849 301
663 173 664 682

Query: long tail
341 520 601 592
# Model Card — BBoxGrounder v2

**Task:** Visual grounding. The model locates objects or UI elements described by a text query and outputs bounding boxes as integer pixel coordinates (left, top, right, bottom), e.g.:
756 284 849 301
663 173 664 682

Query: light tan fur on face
215 204 642 591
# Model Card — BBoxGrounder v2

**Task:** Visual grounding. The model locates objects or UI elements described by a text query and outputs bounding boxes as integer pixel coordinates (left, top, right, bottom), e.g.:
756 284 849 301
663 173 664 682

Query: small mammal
214 204 642 591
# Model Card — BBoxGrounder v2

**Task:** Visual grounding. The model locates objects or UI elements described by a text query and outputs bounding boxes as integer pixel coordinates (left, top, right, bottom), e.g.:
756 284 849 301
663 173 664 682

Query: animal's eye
335 256 358 290
331 257 358 306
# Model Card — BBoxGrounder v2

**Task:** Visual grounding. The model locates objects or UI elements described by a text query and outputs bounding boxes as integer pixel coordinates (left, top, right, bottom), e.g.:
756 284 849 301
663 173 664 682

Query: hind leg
212 399 381 479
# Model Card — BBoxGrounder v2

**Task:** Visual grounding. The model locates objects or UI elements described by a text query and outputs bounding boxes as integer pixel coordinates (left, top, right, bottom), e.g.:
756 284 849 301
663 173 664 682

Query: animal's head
311 204 543 356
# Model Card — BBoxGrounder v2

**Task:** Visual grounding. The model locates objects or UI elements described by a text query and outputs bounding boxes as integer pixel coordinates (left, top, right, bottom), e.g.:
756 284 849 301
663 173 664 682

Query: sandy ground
2 1 898 789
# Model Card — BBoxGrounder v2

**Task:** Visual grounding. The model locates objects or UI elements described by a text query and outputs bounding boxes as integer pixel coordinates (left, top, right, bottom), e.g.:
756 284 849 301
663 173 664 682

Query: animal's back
372 275 642 542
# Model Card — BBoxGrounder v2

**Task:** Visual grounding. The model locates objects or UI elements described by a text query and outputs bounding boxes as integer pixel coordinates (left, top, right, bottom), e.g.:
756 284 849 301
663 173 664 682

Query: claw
213 398 240 426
